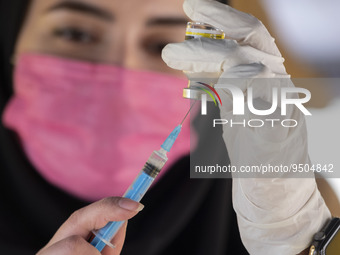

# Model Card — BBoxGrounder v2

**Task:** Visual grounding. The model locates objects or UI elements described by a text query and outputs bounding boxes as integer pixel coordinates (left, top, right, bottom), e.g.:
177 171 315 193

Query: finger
214 63 265 116
183 0 282 56
217 63 290 106
218 63 274 79
38 235 101 255
216 63 290 102
162 38 285 74
102 221 128 255
47 197 143 247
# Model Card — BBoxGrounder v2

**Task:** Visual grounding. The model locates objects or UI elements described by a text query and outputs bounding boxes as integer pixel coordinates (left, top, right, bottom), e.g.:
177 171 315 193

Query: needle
180 100 197 125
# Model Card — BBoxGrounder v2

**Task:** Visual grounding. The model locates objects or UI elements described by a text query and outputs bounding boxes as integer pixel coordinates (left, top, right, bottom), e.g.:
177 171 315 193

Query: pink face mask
3 53 191 201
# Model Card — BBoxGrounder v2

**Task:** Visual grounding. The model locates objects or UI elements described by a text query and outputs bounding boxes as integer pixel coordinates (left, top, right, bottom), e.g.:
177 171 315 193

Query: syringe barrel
90 149 168 252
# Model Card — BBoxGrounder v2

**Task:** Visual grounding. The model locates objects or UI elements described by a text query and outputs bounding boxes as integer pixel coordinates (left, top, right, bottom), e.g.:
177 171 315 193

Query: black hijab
0 2 90 253
0 0 30 103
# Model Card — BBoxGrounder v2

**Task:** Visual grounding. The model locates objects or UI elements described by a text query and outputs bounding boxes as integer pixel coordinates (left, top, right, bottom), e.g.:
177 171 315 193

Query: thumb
46 197 143 247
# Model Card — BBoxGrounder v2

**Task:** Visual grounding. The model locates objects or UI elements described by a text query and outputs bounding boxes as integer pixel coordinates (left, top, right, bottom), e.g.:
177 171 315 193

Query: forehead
29 0 186 20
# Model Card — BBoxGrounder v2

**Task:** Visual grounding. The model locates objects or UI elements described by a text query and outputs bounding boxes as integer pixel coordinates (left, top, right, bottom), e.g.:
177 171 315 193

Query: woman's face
15 0 187 75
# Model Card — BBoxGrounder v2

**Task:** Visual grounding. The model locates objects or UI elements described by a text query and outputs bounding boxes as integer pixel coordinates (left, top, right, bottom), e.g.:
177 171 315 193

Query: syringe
89 124 183 252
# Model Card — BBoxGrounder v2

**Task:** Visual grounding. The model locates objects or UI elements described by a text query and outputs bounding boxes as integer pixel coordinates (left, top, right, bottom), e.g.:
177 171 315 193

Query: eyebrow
46 1 114 22
146 17 189 27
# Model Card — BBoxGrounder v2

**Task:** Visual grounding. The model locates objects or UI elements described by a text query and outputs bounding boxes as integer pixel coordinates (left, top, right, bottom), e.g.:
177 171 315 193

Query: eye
53 27 98 44
144 41 169 56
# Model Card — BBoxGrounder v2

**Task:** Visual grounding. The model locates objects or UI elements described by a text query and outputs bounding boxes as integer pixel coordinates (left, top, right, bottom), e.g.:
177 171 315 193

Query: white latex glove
162 0 331 254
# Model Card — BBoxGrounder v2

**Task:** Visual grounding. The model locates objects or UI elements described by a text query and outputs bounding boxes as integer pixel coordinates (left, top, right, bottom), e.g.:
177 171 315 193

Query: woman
0 0 331 254
0 0 247 254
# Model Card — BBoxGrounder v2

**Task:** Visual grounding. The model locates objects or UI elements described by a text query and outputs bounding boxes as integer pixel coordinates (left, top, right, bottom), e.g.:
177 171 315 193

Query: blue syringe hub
161 125 182 152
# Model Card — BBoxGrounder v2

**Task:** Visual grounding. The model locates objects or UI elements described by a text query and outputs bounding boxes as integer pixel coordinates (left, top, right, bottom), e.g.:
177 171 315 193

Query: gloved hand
162 0 331 254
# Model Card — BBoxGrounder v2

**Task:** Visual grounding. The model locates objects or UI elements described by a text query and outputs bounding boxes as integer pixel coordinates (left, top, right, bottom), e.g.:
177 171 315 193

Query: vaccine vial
183 22 225 100
185 22 225 40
